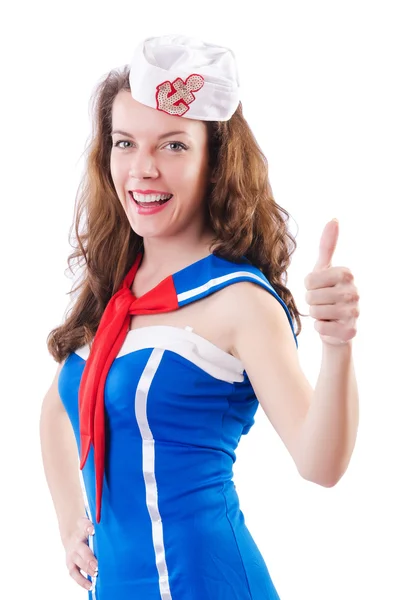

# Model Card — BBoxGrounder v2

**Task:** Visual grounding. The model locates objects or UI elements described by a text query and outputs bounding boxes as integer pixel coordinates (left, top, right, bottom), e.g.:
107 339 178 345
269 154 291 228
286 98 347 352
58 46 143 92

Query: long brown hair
47 65 306 363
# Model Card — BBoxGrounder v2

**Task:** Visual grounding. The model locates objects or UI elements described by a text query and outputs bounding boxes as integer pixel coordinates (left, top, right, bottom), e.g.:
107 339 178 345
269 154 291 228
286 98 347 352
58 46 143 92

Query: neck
139 229 216 277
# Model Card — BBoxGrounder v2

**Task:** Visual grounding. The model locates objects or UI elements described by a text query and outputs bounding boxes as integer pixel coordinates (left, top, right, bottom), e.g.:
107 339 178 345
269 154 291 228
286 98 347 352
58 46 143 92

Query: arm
296 340 359 486
230 282 359 487
39 361 87 547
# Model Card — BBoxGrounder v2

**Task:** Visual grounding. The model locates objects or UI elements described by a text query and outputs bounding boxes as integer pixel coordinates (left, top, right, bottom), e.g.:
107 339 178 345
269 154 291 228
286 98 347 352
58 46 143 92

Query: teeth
131 192 172 203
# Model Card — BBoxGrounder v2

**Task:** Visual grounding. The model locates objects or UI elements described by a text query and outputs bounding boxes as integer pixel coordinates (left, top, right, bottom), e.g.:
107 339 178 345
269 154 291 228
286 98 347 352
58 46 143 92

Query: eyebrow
111 129 191 140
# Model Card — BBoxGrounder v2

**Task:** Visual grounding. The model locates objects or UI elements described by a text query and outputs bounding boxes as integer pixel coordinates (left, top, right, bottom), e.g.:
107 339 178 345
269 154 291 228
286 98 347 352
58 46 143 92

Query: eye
165 142 188 152
113 140 133 149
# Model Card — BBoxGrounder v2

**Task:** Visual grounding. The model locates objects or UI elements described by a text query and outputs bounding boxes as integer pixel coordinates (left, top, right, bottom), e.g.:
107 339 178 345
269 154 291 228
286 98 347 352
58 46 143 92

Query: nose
128 150 159 179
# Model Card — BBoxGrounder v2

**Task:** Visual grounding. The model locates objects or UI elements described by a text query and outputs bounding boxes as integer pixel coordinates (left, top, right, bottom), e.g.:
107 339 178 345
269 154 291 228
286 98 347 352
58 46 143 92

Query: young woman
40 34 360 599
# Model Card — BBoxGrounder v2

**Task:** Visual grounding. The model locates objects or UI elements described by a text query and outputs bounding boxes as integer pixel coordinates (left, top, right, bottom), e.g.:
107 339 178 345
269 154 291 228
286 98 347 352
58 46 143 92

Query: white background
1 1 396 598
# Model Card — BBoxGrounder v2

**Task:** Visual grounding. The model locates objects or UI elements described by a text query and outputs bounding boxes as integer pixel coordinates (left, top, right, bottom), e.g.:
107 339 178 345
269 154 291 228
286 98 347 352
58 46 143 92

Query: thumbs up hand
304 219 360 345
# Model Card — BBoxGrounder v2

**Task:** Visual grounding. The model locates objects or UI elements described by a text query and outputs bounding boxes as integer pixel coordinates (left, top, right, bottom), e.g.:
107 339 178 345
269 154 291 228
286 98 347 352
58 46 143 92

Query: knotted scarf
78 251 179 522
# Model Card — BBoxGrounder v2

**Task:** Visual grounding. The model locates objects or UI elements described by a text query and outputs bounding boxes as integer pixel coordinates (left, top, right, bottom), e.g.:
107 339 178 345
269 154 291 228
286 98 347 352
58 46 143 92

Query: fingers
66 540 98 588
305 266 354 290
309 303 359 321
65 517 98 591
77 539 98 574
314 319 357 341
305 287 359 306
67 563 94 591
77 516 95 539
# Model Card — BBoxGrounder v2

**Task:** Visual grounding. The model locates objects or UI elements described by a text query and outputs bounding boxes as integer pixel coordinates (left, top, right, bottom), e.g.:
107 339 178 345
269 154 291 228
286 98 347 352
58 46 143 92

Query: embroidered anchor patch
156 74 205 116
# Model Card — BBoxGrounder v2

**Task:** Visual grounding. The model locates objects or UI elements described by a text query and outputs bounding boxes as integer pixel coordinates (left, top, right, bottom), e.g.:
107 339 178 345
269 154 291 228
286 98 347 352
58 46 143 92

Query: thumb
313 218 339 271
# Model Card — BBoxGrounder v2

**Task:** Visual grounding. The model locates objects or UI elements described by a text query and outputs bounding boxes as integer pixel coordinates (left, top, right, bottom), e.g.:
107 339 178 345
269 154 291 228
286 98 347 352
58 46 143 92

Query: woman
40 34 360 599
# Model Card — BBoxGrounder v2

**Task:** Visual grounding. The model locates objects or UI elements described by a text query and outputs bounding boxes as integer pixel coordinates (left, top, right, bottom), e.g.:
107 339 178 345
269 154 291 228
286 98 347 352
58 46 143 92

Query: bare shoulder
226 281 313 466
220 280 293 348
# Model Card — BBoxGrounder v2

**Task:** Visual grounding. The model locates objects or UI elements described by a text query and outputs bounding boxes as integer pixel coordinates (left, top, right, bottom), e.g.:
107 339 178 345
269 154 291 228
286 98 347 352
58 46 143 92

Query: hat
128 34 240 121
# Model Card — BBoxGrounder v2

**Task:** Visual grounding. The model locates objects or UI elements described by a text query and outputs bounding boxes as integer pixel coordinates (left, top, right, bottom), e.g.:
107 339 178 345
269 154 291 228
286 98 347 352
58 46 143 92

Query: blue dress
58 253 297 599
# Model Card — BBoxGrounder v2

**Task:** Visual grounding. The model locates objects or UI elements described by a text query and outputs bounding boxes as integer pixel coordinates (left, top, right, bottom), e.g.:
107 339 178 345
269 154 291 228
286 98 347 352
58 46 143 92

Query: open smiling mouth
128 192 173 207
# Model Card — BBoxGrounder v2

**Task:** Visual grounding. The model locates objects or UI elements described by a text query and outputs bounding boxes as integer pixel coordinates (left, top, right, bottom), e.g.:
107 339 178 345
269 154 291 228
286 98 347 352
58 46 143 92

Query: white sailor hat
128 34 240 121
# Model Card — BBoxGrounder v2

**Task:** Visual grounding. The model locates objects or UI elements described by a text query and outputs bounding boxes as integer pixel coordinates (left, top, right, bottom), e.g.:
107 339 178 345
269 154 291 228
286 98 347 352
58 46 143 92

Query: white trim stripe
75 326 244 383
135 348 173 599
177 270 272 303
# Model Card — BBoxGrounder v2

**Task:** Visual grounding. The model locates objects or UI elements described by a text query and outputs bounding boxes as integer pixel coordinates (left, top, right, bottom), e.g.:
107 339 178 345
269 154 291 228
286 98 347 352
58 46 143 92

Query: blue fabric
174 254 297 348
58 254 295 599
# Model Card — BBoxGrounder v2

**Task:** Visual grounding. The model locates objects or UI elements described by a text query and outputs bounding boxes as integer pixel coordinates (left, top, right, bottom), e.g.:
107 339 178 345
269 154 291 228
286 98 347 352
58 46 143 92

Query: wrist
59 513 87 549
321 339 353 360
321 338 353 349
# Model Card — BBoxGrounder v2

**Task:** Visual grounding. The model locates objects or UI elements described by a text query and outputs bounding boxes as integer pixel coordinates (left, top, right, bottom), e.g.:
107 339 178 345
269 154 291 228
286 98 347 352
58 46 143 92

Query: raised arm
229 281 359 487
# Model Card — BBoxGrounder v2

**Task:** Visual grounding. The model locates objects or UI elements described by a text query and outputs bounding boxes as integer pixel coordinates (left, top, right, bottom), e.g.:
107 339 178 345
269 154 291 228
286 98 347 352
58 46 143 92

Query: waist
88 481 246 585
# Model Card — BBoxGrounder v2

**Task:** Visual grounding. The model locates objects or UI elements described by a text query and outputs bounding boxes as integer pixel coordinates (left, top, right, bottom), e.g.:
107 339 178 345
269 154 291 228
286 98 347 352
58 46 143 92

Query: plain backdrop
1 1 396 598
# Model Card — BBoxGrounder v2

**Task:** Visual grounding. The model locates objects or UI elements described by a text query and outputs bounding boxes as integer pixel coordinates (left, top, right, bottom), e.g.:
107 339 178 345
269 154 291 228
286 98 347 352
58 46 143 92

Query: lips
128 191 173 206
130 189 172 195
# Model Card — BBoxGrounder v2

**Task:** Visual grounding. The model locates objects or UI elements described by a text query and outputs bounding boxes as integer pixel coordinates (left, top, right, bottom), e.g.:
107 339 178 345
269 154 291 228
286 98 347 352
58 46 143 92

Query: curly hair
47 65 306 363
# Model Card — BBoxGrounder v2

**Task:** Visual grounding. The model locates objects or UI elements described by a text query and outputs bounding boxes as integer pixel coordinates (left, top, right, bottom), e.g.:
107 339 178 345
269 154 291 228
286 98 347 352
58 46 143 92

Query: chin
126 221 163 239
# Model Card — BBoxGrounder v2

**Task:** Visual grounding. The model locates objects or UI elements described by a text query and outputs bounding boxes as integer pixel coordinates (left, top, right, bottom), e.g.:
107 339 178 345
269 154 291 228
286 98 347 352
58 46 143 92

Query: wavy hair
47 65 306 363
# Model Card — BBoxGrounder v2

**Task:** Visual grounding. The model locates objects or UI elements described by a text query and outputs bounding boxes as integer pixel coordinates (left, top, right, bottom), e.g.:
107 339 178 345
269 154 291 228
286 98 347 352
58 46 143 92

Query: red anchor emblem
156 74 205 116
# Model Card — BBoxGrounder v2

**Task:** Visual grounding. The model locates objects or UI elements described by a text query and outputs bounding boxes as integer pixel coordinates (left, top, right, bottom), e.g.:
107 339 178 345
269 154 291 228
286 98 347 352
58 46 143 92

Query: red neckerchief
78 252 179 523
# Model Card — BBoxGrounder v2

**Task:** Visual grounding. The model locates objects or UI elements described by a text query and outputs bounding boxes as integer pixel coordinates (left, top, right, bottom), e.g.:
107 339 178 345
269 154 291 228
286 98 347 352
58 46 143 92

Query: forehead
111 90 206 139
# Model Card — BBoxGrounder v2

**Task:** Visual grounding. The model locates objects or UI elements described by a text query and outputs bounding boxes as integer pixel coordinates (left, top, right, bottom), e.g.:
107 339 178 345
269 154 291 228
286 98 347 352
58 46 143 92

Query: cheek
110 155 117 181
110 156 126 188
110 162 127 206
172 160 208 190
